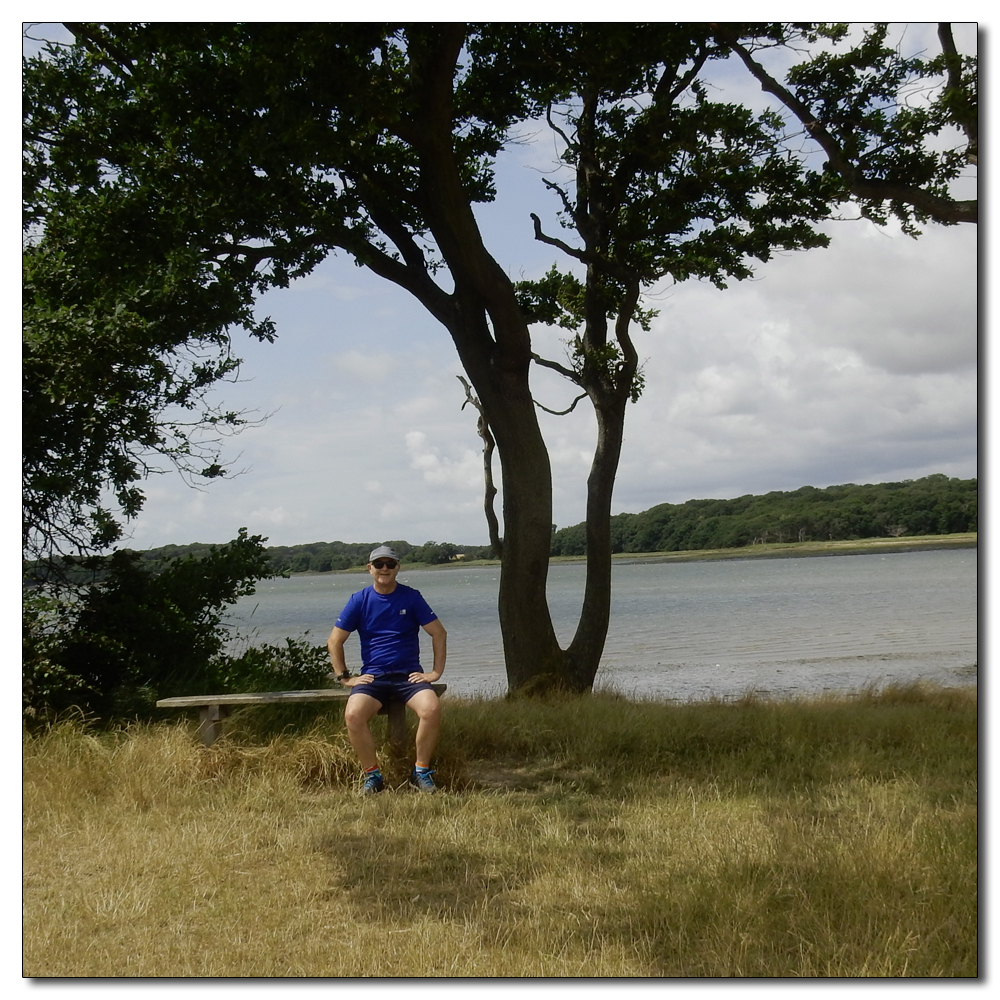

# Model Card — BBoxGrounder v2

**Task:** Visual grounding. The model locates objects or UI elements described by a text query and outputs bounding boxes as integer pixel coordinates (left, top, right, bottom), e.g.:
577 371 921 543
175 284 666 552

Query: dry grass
23 683 977 977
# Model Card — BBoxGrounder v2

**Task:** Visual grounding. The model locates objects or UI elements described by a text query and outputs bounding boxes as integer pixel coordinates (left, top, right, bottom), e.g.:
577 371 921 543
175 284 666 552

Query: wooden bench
156 683 447 748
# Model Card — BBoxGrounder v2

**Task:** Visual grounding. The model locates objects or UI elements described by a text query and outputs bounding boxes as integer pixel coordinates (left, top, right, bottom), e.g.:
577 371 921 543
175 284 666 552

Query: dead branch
457 375 503 558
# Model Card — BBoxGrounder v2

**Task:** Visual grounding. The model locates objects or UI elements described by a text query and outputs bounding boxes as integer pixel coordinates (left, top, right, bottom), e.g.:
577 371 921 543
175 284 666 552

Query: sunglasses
371 560 398 570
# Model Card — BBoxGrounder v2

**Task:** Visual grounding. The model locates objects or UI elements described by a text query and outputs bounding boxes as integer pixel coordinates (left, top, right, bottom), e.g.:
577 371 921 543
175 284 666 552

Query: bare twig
533 392 589 417
457 376 502 558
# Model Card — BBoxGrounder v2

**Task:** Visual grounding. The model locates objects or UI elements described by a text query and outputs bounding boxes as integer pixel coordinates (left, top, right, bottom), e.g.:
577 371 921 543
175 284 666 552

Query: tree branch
533 392 589 416
722 33 857 181
529 213 589 264
545 102 574 151
206 243 280 269
531 352 581 383
612 48 709 199
721 29 977 225
457 375 502 558
614 283 640 366
407 25 527 348
937 22 977 165
63 22 135 77
541 178 579 228
347 232 457 328
613 281 642 399
529 213 637 281
849 179 976 224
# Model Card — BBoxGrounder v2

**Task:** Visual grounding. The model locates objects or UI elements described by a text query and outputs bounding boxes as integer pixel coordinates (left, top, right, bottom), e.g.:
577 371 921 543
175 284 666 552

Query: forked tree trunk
448 317 568 692
408 28 629 695
450 310 631 694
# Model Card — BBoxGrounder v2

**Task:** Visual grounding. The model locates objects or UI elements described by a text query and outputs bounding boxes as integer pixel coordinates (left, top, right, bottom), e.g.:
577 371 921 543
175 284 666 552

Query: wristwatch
335 669 352 683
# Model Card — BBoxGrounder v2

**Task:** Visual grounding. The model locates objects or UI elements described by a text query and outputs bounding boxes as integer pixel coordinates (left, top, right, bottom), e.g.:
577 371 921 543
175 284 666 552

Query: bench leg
386 701 407 753
198 704 229 747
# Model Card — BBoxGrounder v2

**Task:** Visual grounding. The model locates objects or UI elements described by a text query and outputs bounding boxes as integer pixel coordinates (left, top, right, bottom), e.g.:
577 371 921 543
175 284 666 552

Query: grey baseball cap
369 545 400 563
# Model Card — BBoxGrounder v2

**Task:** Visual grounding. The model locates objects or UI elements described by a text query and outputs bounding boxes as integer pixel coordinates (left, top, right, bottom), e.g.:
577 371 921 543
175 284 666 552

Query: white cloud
581 215 979 517
761 222 977 376
328 349 413 385
379 501 405 521
247 506 289 525
405 430 484 491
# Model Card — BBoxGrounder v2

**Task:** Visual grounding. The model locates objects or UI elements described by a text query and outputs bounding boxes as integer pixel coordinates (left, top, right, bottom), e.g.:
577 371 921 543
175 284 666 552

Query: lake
227 547 977 702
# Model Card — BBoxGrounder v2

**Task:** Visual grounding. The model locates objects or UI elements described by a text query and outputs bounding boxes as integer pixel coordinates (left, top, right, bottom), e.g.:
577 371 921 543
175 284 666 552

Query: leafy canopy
23 24 974 564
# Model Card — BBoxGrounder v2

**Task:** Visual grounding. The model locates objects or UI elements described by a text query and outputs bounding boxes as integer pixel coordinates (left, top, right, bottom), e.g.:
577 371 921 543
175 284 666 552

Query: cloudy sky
24 20 979 552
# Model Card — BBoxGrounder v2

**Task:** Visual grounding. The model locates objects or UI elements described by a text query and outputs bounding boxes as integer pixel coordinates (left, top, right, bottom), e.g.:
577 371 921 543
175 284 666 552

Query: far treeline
129 475 975 573
551 474 977 557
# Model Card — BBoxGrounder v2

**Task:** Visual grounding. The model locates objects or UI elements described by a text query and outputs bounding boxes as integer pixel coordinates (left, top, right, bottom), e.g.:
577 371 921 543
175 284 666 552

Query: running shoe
408 767 437 792
360 770 385 795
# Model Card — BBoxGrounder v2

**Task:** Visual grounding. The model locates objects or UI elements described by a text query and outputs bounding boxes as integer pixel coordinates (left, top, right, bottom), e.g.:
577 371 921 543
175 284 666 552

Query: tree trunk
448 316 567 693
468 343 630 695
406 28 630 695
452 311 633 695
565 392 629 691
493 405 567 692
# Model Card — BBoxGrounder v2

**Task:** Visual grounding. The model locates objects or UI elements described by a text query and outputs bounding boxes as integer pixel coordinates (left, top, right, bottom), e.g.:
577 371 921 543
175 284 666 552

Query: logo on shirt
399 609 407 615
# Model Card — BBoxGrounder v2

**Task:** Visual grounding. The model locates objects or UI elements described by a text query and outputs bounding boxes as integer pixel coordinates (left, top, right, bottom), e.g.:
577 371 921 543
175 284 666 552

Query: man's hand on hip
342 673 374 687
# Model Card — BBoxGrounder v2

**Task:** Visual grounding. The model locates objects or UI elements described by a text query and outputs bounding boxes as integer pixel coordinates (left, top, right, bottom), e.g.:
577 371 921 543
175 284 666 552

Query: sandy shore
598 532 978 565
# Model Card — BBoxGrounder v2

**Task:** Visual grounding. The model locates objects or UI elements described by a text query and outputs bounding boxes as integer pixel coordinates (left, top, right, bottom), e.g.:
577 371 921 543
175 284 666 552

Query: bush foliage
22 529 328 724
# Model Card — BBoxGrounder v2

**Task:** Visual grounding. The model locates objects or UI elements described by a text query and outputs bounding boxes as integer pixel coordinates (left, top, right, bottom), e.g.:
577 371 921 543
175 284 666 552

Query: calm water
227 548 977 701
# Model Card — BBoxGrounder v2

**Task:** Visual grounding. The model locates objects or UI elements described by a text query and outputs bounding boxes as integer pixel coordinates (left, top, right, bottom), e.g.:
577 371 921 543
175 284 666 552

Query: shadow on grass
316 829 532 924
319 818 974 976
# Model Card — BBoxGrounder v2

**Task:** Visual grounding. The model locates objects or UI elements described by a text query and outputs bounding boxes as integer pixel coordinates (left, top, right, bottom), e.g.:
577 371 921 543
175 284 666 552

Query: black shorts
348 673 435 707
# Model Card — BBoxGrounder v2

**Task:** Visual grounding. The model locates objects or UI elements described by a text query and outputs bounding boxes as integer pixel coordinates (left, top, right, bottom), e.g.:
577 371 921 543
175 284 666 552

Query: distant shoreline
592 531 979 563
596 532 978 566
294 532 977 574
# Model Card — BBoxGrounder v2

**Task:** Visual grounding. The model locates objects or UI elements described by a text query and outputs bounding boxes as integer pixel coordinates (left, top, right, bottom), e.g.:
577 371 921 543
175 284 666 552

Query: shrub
23 529 277 723
216 638 331 694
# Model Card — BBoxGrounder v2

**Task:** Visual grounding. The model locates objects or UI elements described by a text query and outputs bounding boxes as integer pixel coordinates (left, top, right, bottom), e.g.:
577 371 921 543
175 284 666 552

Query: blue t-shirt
334 583 438 676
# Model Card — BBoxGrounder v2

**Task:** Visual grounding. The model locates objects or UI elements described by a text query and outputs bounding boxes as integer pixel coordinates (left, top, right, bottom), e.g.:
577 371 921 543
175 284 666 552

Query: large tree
23 22 975 692
23 28 275 562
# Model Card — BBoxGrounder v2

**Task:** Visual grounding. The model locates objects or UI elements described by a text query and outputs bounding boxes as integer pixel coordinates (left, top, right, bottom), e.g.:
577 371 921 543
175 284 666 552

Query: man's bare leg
406 688 441 767
343 693 383 771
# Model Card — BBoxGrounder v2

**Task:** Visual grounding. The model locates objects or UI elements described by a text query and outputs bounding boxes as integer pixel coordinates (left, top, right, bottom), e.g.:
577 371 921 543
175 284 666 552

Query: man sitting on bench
327 546 447 794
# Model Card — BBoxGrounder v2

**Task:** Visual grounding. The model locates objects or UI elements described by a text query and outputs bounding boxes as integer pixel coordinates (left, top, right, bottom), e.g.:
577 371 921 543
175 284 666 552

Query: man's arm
327 626 373 687
410 618 447 683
